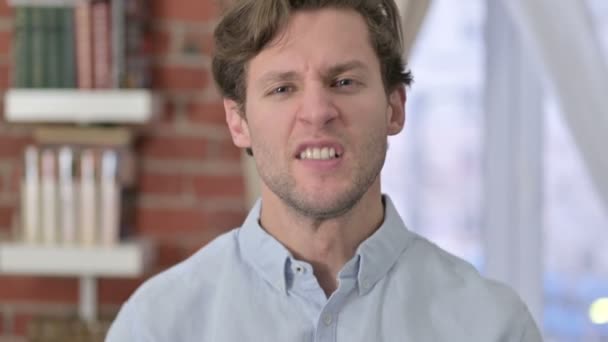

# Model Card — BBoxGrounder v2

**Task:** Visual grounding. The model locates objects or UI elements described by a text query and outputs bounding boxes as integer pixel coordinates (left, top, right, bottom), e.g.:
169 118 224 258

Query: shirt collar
238 199 291 295
355 195 415 295
237 195 414 296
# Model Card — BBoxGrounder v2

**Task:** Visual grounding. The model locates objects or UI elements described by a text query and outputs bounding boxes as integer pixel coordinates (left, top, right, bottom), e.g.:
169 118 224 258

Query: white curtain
241 0 432 206
396 0 432 59
501 0 608 211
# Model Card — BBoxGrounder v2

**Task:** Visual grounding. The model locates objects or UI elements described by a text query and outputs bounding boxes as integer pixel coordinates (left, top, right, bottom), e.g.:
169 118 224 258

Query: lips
294 141 344 160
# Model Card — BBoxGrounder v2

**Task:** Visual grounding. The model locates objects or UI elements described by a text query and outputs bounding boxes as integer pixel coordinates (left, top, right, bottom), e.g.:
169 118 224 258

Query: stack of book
19 127 135 247
12 0 150 89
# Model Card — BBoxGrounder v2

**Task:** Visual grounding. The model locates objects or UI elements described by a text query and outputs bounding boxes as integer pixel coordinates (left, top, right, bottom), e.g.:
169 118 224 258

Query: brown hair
212 0 413 108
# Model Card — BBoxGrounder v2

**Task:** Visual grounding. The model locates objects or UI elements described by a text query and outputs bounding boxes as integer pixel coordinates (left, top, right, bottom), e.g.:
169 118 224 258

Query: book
92 0 112 88
111 0 125 88
59 7 77 88
40 149 58 245
22 146 40 244
58 147 77 245
30 8 45 88
13 7 32 87
75 0 94 88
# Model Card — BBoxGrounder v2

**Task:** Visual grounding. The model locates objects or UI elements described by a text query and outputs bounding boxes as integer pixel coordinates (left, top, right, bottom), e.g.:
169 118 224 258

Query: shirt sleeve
511 303 543 342
518 313 543 342
105 300 136 342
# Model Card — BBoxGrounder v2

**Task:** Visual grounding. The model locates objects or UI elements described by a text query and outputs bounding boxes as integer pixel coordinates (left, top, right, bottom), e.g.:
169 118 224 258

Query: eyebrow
256 60 370 87
324 60 369 80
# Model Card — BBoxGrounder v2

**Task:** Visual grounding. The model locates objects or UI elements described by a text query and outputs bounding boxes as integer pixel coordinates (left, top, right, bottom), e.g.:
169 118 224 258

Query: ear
386 86 406 136
224 99 252 149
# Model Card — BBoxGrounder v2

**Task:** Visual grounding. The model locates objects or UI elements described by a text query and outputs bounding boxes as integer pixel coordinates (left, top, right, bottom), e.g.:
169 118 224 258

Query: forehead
247 8 381 81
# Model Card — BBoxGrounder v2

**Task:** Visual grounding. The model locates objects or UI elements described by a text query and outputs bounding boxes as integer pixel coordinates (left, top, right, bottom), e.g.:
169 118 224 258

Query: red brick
200 31 215 56
0 136 32 158
203 209 246 231
0 205 13 229
0 1 12 16
0 64 9 88
151 0 218 23
9 161 21 193
187 101 225 126
152 65 209 90
138 135 208 160
0 30 11 55
98 278 145 305
13 313 32 337
180 30 214 57
0 170 5 192
192 175 244 198
150 27 171 56
139 172 188 195
205 139 241 161
0 276 78 303
136 207 205 237
155 238 186 268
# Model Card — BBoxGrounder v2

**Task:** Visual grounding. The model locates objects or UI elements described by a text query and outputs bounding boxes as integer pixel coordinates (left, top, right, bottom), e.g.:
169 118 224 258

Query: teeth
299 147 340 160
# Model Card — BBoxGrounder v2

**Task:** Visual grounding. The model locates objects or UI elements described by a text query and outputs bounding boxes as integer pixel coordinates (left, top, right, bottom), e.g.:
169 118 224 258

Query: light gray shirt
106 196 542 341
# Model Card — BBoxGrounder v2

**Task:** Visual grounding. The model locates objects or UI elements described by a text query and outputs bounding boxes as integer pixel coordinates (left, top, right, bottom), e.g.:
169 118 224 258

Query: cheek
338 96 388 128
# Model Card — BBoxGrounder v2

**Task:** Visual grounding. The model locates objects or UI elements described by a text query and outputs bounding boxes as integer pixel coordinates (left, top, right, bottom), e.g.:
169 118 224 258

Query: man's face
225 8 405 219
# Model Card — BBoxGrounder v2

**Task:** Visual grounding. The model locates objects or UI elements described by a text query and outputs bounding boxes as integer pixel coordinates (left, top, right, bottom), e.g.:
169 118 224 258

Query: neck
259 180 385 297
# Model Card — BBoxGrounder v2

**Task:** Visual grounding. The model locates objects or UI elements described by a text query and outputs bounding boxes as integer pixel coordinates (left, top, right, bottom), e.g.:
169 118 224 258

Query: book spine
111 0 125 88
61 7 77 88
22 146 40 244
46 8 60 88
79 149 97 246
13 7 31 87
30 8 45 88
75 1 93 88
41 149 57 245
92 0 112 88
58 147 76 245
100 149 120 245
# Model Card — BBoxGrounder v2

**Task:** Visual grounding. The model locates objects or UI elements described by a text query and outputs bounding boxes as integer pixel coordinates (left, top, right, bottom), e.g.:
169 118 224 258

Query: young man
107 0 542 341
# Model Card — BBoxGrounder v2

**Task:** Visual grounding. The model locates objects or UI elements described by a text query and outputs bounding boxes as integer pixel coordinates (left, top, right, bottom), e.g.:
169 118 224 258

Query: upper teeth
299 147 339 160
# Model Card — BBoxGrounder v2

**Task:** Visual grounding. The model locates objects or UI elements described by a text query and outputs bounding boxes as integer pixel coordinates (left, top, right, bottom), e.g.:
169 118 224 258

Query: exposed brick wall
0 0 247 338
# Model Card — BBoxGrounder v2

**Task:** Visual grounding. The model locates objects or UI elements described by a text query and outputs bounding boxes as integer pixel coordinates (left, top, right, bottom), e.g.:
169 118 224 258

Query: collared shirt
106 196 542 342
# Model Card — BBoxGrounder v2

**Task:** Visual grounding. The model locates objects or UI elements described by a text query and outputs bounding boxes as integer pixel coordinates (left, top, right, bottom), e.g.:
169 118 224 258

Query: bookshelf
2 0 157 324
5 89 159 124
8 0 86 6
0 240 154 277
0 240 155 322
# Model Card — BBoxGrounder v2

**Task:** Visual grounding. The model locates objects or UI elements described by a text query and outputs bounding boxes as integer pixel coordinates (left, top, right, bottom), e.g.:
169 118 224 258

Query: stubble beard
256 135 388 222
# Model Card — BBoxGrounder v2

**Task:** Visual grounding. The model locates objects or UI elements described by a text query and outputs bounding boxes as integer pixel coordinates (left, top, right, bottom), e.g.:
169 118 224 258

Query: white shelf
0 239 155 277
8 0 85 7
4 89 159 124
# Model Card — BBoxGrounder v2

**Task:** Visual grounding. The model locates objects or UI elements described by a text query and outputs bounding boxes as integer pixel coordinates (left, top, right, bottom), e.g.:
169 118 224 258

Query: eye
270 85 293 95
332 78 356 88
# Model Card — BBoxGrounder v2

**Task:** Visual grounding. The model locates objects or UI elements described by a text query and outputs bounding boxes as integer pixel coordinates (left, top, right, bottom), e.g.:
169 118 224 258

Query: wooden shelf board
0 239 155 277
4 89 159 125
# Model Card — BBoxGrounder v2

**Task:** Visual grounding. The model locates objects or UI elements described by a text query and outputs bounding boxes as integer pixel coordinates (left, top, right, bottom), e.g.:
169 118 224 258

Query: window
382 0 485 267
543 1 608 340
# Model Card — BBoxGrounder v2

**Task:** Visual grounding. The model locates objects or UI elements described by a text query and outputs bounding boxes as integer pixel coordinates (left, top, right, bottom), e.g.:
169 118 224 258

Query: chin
289 189 364 219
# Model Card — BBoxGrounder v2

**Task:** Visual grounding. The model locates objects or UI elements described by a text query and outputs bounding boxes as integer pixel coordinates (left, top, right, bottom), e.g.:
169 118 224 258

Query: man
107 0 542 341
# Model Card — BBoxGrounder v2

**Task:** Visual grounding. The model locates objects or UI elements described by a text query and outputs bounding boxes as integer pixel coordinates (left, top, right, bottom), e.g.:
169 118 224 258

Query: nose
296 85 339 128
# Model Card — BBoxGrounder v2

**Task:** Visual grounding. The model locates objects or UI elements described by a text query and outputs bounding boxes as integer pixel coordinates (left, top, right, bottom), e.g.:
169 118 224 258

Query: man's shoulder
401 234 528 312
129 227 242 307
392 234 541 339
106 228 249 340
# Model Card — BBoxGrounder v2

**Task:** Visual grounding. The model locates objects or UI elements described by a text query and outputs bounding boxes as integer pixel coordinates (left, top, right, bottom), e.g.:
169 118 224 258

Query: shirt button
323 314 333 326
362 278 371 289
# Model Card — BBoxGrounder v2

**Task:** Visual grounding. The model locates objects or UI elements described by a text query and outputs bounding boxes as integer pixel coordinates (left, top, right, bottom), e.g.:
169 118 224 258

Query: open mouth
296 147 343 160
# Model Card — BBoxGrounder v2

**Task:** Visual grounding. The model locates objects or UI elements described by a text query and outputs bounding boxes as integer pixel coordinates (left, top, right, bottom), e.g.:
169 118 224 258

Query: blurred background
0 0 605 341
